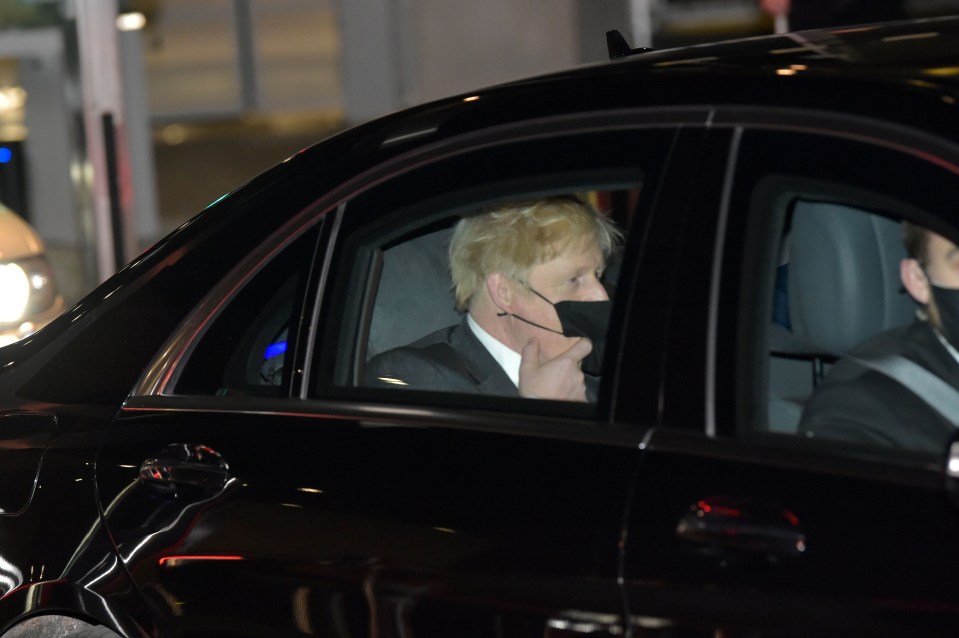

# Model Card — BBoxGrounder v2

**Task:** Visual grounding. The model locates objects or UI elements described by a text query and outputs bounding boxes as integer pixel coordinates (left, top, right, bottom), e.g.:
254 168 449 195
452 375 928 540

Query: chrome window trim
704 125 742 439
121 393 653 449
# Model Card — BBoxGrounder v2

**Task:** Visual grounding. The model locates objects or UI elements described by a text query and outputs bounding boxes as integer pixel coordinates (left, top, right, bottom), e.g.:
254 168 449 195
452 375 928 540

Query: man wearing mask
363 196 620 402
799 223 959 453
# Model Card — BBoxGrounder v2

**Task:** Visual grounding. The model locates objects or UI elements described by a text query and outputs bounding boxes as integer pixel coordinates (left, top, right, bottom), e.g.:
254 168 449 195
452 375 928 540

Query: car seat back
768 201 916 432
788 201 914 353
366 226 462 361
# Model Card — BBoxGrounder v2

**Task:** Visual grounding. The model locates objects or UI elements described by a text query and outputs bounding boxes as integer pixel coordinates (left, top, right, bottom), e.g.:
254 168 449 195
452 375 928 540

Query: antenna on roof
606 29 652 60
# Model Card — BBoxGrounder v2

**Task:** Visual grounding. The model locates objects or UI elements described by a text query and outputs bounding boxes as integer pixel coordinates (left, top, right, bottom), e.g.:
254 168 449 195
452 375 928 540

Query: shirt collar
467 313 520 387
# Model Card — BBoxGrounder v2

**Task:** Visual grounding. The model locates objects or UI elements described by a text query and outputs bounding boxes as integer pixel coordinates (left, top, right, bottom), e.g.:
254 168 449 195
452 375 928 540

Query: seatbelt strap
850 354 959 428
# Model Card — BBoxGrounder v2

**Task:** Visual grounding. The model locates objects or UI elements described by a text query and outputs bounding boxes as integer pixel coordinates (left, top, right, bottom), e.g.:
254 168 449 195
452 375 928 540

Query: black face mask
931 283 959 347
498 287 611 376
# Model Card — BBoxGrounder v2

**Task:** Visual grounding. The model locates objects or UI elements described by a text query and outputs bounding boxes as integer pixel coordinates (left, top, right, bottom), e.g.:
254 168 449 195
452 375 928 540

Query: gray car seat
366 226 462 361
767 201 916 432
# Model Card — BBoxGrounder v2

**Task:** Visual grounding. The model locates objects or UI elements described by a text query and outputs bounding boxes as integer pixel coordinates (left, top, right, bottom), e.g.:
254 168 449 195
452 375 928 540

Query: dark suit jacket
798 320 959 454
363 319 599 401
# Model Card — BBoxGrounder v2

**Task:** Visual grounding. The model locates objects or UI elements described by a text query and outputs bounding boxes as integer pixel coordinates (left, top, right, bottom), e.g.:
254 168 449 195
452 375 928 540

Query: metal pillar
338 0 406 122
234 0 260 113
629 0 656 48
119 24 159 242
69 0 136 282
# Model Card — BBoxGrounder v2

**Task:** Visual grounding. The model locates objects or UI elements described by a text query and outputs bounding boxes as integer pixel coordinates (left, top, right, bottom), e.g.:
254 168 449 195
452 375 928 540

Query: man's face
507 242 608 359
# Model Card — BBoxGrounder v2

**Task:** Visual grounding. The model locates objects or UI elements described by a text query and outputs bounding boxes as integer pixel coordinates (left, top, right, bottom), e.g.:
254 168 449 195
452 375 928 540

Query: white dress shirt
467 313 521 387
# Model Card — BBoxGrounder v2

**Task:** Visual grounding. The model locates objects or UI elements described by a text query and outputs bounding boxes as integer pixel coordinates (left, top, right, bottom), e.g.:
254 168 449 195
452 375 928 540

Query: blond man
364 197 620 402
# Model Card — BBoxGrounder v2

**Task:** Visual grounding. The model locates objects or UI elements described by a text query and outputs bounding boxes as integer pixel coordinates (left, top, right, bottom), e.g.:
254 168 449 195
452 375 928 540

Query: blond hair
449 197 621 311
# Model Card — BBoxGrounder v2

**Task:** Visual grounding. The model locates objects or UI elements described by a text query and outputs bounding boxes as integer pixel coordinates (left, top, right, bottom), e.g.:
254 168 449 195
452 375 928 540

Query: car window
330 188 638 411
172 224 321 396
309 126 679 417
717 125 959 460
766 200 913 431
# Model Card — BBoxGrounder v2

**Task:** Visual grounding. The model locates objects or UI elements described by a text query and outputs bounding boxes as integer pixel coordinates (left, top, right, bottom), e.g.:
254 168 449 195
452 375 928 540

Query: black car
5 16 959 638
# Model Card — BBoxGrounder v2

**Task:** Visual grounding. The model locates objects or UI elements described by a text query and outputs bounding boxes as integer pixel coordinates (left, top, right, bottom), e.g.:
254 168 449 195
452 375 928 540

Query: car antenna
606 29 652 60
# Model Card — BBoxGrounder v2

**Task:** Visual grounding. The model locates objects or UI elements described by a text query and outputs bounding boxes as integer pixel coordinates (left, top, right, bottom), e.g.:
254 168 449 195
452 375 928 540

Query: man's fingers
518 337 589 402
520 338 541 371
561 337 593 362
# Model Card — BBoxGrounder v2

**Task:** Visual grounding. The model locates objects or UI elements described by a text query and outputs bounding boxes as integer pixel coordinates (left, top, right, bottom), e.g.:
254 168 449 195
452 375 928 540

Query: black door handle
140 443 231 499
676 496 806 558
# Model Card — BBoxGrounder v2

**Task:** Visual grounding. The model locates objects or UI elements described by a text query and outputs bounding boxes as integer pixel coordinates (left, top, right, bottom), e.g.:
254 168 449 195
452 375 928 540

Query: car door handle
140 443 231 499
676 496 806 558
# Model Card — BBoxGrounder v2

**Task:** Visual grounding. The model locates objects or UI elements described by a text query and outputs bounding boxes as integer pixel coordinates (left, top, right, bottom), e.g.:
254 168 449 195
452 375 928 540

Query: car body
0 202 62 347
4 15 959 638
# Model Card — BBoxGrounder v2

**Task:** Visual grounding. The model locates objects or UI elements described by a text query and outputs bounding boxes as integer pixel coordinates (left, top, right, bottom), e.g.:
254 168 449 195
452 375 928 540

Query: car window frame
129 108 713 448
702 106 959 472
308 130 676 421
131 208 333 399
299 112 724 436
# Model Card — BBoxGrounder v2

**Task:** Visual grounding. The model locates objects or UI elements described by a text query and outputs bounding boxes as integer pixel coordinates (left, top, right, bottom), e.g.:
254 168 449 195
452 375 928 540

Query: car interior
344 188 640 395
766 199 916 433
363 221 461 365
170 172 932 441
169 183 644 402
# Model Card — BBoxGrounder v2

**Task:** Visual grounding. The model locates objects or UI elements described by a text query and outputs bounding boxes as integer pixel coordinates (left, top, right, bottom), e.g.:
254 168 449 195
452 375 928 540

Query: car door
95 115 706 637
617 111 959 636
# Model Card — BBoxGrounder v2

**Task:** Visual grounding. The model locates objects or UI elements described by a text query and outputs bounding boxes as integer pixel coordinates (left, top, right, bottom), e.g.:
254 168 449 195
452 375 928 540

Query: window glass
721 128 959 460
173 224 319 396
310 127 677 414
342 188 638 410
766 200 912 431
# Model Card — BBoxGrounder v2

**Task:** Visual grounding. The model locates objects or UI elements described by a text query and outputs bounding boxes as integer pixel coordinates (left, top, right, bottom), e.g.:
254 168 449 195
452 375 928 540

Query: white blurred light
0 87 26 113
0 264 29 323
116 12 147 32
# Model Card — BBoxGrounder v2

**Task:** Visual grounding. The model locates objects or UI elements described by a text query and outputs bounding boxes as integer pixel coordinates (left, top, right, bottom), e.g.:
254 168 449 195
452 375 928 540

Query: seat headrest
367 226 462 360
787 201 915 355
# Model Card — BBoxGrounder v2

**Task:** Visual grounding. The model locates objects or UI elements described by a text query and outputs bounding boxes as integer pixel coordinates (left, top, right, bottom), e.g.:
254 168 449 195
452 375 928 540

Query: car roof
616 16 959 74
607 16 959 81
313 16 959 160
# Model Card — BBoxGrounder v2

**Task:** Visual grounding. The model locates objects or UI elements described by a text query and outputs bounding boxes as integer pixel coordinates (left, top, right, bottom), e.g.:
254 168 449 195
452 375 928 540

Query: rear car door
96 114 704 637
618 110 959 636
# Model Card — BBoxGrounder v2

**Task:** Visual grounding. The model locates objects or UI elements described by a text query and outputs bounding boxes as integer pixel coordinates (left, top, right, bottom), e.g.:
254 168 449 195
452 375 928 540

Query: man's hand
518 337 592 402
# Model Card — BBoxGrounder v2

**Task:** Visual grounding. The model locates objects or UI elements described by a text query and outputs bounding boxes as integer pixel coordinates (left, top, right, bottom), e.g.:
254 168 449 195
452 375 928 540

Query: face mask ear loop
524 285 556 307
494 280 565 335
496 310 565 335
492 276 565 335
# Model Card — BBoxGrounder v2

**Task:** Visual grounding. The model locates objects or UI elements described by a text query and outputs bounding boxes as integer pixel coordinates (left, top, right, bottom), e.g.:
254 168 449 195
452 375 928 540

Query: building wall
406 0 579 105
